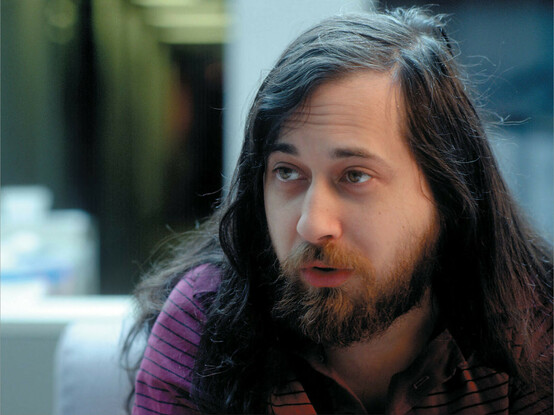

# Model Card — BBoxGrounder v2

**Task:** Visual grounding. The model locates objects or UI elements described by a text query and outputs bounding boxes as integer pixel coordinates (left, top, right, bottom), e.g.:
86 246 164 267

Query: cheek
346 200 429 264
264 199 299 262
264 189 288 260
351 213 399 258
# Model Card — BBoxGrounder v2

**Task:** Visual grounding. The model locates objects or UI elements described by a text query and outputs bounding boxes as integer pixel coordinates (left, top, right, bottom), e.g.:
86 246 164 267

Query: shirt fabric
133 265 552 415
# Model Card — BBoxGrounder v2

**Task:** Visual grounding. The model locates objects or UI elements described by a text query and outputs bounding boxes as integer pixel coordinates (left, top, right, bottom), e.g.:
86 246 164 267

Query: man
127 7 552 415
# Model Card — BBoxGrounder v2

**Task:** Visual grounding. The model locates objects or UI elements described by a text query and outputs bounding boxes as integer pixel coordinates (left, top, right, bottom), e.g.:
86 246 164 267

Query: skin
263 71 440 412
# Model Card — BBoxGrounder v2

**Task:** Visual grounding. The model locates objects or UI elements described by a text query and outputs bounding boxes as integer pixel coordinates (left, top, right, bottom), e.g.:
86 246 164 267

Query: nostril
296 187 342 244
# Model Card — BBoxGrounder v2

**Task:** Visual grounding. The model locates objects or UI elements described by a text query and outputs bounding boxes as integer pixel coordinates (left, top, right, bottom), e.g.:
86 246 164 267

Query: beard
270 228 440 348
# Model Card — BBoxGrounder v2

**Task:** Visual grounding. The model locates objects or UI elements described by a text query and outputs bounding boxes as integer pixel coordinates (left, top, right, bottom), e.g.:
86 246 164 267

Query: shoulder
158 263 221 341
133 264 222 414
170 263 222 314
153 263 222 342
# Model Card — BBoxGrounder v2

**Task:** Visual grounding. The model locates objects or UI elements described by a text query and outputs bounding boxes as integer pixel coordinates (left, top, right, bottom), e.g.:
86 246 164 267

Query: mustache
280 241 375 276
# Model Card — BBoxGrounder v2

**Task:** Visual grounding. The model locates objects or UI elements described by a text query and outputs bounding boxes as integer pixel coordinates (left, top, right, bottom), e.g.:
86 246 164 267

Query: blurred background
1 0 552 414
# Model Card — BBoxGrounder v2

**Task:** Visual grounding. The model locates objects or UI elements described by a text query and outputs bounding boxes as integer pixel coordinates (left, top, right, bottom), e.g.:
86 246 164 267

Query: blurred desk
1 294 132 415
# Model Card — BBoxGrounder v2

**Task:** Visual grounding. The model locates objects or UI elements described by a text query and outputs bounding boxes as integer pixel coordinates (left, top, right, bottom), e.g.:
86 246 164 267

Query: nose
296 180 342 244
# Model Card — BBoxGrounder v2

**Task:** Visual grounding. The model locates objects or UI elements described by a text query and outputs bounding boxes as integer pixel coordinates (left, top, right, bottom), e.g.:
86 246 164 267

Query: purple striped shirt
133 265 552 414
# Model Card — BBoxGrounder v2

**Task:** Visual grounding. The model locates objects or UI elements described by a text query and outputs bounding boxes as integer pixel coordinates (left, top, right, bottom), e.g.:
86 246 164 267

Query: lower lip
300 268 353 288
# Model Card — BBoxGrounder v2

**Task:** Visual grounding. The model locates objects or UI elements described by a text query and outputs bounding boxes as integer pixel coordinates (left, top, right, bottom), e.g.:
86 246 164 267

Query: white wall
1 296 132 415
223 0 373 182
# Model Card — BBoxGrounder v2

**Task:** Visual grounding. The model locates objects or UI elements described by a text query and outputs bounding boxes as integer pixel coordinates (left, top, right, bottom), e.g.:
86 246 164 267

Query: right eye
274 166 301 182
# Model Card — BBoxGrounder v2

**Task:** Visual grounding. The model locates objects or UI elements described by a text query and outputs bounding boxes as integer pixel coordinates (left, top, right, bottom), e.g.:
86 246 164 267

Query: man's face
263 71 440 346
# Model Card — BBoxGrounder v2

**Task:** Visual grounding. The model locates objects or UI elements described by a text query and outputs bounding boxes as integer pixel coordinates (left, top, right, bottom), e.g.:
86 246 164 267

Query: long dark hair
124 6 552 413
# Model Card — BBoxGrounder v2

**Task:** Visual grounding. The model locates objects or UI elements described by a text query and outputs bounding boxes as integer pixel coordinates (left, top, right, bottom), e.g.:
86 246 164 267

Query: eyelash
343 170 372 184
274 166 302 182
272 166 372 185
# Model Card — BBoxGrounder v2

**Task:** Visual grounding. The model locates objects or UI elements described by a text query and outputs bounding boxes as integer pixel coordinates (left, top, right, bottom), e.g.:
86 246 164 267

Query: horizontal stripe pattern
134 264 552 414
269 379 317 415
133 265 215 415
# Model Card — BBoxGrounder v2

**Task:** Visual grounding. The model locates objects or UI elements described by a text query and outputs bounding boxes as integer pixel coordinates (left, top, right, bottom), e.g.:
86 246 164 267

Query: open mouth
300 264 353 287
313 266 338 273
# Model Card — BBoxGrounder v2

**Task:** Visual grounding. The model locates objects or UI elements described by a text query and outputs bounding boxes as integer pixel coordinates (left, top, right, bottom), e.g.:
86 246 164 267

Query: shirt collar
299 329 468 414
386 329 467 414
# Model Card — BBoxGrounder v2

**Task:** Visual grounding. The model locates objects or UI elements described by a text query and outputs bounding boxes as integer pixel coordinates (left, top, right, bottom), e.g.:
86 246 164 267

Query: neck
324 290 436 413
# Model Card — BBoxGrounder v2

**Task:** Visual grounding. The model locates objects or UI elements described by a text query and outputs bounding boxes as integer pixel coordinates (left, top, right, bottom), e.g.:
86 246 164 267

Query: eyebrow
268 142 392 172
268 142 298 155
331 147 377 160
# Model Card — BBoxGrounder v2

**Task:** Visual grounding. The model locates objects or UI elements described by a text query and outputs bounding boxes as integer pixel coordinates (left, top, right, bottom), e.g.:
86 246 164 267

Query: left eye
343 170 372 184
275 166 301 182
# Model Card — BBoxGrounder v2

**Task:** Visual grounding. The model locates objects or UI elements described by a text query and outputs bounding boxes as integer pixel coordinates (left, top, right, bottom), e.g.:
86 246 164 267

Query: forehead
274 71 407 159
